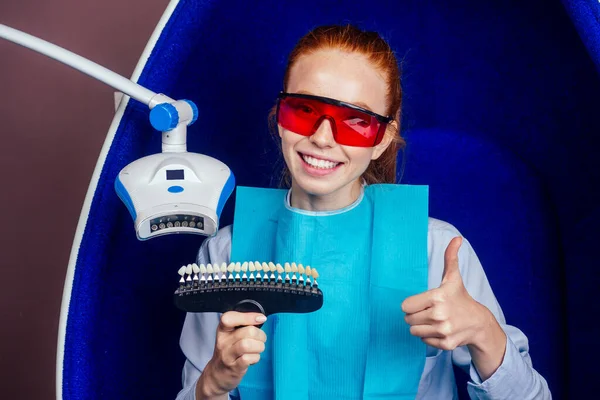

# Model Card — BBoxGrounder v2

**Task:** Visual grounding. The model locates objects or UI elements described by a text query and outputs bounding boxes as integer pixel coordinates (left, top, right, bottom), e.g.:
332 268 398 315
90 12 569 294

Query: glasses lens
277 96 322 136
333 106 382 147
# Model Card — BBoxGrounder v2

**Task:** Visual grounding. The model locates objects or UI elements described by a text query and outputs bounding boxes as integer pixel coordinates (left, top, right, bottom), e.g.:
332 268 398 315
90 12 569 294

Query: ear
371 121 397 160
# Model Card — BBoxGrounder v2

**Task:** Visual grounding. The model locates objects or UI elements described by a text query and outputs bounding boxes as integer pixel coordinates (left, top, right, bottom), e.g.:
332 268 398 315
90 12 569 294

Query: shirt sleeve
175 226 241 400
428 221 551 399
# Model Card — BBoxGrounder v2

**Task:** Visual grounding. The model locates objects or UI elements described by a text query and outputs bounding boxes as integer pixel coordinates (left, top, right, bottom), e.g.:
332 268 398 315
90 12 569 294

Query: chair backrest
403 128 564 398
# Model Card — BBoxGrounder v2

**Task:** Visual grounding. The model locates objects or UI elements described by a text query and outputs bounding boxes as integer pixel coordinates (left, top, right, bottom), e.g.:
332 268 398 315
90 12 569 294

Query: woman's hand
401 237 506 380
197 311 267 399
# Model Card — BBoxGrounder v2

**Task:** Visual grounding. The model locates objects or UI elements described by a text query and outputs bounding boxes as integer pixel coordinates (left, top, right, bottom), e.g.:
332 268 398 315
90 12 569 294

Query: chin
293 178 336 197
292 172 360 199
287 156 363 199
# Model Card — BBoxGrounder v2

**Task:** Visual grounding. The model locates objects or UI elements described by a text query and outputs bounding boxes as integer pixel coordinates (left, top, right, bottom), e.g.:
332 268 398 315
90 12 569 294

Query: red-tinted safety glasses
276 92 393 147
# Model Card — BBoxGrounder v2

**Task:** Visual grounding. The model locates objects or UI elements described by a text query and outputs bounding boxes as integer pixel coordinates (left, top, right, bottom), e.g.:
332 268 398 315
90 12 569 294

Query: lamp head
115 151 235 240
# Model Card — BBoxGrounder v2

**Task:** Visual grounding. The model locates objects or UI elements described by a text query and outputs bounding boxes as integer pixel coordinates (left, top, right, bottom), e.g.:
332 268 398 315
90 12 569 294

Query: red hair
269 24 405 186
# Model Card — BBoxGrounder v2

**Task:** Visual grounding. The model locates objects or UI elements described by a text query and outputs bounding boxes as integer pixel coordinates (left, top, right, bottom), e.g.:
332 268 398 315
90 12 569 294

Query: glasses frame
276 92 394 124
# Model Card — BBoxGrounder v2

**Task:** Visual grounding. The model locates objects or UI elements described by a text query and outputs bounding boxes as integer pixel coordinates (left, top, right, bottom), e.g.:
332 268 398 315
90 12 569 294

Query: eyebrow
295 90 374 112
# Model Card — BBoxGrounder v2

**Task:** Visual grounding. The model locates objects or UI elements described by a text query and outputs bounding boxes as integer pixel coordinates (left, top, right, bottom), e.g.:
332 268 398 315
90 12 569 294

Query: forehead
286 49 388 115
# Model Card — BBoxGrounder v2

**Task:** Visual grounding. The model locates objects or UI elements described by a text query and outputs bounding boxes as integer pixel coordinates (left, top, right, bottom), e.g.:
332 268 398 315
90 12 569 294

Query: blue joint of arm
149 103 179 131
183 99 198 125
149 100 198 131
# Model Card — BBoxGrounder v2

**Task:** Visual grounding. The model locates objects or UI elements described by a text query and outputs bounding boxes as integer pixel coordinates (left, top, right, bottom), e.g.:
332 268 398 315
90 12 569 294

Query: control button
151 224 158 231
168 185 184 193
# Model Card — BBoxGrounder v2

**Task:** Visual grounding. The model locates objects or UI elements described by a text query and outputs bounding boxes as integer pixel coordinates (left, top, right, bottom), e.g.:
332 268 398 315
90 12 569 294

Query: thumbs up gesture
401 237 487 351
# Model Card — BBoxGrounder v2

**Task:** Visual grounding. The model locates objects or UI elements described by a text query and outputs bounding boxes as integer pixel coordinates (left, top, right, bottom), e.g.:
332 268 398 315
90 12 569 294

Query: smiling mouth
299 153 342 170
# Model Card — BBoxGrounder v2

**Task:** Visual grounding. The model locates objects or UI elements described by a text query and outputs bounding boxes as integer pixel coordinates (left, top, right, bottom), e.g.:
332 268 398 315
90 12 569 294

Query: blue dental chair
57 0 600 398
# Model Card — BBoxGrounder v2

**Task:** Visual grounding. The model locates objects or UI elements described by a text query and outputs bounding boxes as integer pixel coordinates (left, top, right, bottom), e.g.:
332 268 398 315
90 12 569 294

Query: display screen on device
166 169 184 180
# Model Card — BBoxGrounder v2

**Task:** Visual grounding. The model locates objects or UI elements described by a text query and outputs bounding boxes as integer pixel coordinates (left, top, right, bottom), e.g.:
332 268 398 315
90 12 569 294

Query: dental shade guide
175 261 323 319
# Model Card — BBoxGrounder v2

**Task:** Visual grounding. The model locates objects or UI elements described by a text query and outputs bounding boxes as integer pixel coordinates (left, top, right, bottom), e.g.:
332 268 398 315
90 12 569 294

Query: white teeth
302 154 339 169
179 260 322 289
312 268 319 280
178 266 187 276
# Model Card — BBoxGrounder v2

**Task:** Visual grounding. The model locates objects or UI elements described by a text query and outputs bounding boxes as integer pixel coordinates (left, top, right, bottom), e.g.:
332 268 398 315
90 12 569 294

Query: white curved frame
55 1 181 398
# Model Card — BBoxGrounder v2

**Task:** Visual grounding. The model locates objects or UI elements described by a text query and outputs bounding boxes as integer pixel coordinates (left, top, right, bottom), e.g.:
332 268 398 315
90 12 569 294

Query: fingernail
256 315 267 323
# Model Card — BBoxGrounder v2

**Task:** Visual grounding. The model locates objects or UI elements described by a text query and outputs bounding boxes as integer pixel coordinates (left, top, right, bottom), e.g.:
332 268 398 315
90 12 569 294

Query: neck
289 179 363 211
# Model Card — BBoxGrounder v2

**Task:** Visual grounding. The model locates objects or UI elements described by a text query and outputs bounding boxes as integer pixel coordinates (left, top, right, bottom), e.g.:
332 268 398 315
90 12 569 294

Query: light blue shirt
176 213 551 399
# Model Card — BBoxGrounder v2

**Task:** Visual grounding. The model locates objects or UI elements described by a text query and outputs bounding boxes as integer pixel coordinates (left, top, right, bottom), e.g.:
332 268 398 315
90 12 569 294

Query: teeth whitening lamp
0 24 235 240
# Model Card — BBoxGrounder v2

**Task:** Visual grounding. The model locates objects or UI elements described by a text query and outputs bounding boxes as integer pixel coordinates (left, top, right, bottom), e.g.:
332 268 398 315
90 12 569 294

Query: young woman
176 25 551 400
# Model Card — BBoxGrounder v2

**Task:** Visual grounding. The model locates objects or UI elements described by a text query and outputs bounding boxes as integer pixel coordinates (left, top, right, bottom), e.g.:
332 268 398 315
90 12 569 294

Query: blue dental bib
231 184 428 400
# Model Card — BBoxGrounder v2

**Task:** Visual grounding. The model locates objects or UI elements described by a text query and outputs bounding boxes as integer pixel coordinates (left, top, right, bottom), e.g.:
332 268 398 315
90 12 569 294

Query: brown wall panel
0 1 169 397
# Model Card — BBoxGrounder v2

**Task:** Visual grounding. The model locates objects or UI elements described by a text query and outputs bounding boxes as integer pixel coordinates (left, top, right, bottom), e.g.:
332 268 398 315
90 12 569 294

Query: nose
309 116 336 148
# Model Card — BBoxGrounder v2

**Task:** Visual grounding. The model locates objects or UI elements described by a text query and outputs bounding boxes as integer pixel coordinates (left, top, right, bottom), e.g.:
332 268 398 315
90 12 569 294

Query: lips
296 152 343 177
299 152 342 169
